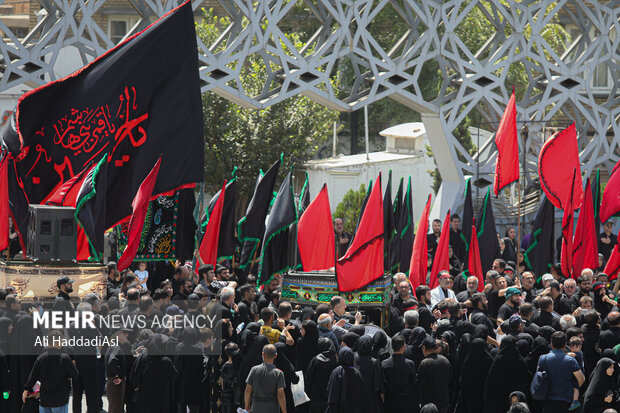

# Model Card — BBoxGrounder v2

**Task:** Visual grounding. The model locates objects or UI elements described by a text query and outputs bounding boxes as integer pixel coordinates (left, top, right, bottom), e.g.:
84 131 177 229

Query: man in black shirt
53 276 75 313
531 296 562 330
23 330 79 411
497 287 521 324
334 218 351 259
417 336 451 413
449 214 466 262
381 335 417 413
237 284 257 326
415 285 435 334
598 220 617 261
549 281 572 315
571 271 594 311
468 293 496 338
427 219 442 258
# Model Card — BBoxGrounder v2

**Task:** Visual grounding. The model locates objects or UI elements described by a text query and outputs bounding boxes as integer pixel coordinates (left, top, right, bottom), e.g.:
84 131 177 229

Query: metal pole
333 121 337 157
477 123 480 198
518 124 529 248
364 105 370 161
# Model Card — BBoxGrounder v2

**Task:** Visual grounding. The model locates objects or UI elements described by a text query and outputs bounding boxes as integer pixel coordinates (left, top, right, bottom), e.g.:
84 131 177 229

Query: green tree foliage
196 10 339 205
333 184 367 234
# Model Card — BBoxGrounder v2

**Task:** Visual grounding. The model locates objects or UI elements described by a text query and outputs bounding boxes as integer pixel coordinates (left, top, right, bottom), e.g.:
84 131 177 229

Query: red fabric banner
493 90 519 195
336 174 384 292
409 195 431 289
117 157 162 271
600 158 620 224
468 224 484 292
572 177 598 276
560 169 577 279
198 180 227 267
0 156 8 252
298 184 335 271
46 164 94 260
538 122 583 210
603 229 620 281
429 211 451 289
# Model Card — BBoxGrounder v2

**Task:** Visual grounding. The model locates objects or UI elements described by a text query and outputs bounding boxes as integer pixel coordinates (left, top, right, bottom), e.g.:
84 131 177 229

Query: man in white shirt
430 271 457 308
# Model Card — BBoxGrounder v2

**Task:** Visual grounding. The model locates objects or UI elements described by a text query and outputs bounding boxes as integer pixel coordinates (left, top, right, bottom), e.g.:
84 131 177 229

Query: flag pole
248 241 260 275
518 124 529 250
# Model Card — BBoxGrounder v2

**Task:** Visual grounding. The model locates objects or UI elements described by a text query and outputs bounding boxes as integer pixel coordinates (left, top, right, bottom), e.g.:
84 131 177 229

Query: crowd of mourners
0 216 619 413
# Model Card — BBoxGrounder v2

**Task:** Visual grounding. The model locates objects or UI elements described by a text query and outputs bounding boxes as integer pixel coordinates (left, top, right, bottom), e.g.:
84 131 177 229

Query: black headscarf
354 335 383 413
326 347 364 412
296 319 319 372
349 325 366 336
239 335 269 383
238 322 260 356
483 336 532 413
459 338 492 413
472 324 489 341
526 336 549 374
317 337 337 363
509 391 528 404
0 317 11 353
342 332 360 350
538 326 556 343
274 342 299 413
371 330 389 361
582 357 615 413
516 334 533 358
408 326 427 367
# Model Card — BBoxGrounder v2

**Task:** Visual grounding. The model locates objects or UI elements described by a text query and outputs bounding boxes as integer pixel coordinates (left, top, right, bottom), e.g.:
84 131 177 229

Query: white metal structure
0 0 617 215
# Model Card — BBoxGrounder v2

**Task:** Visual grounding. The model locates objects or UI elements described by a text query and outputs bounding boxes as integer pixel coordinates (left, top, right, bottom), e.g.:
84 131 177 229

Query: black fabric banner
3 1 204 250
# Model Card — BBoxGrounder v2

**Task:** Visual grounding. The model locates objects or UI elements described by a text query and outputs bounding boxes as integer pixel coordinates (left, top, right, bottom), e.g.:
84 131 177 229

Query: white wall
306 154 435 224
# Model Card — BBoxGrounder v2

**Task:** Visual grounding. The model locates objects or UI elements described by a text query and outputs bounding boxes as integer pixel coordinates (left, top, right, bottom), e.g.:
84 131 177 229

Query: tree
333 184 367 234
196 10 339 207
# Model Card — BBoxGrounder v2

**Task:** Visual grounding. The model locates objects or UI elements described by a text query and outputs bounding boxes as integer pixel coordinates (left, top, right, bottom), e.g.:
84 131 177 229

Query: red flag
45 164 94 260
198 180 227 267
493 90 519 195
298 184 335 271
561 169 577 279
117 157 162 271
409 195 431 288
0 156 8 252
600 159 620 224
538 122 583 210
429 210 451 289
573 177 598 276
603 229 620 281
336 174 383 292
468 223 484 292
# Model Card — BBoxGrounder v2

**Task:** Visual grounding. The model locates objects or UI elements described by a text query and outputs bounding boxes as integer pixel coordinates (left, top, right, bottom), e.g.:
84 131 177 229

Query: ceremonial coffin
281 271 391 308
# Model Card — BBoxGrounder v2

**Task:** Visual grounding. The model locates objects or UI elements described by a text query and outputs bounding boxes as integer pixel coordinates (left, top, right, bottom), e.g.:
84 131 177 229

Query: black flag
290 172 310 270
399 177 414 274
383 171 395 272
75 154 109 259
238 159 281 273
460 178 474 266
201 178 237 262
524 195 555 282
4 1 204 250
258 171 297 286
389 177 403 272
475 188 498 274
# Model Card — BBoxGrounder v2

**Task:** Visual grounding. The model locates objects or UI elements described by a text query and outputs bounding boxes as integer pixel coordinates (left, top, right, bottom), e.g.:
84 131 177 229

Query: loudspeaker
27 205 77 263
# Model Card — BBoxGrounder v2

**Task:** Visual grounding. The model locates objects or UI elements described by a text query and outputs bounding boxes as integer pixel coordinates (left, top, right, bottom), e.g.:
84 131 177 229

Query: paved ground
71 394 109 411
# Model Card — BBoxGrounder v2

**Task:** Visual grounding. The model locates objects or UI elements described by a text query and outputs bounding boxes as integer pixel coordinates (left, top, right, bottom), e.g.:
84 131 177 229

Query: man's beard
65 286 73 293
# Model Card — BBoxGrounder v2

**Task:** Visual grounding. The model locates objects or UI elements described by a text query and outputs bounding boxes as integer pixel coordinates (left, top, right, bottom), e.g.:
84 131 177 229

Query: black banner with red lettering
1 1 203 248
